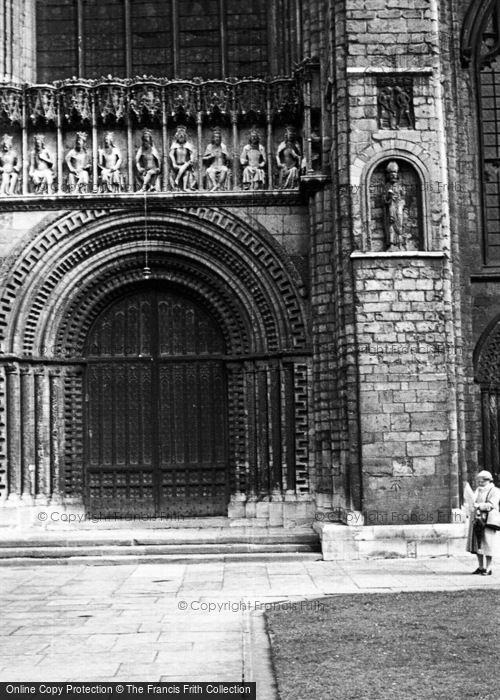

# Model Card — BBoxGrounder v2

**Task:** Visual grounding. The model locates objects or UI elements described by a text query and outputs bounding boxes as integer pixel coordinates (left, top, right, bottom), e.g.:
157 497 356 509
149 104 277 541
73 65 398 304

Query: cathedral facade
0 0 496 541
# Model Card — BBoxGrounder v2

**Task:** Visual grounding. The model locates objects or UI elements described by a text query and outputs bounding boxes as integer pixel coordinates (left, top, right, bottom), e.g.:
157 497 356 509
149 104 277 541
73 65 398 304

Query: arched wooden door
84 285 228 518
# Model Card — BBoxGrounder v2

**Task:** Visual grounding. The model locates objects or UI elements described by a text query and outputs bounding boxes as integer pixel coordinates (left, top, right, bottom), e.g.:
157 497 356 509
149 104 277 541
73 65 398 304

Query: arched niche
368 157 424 252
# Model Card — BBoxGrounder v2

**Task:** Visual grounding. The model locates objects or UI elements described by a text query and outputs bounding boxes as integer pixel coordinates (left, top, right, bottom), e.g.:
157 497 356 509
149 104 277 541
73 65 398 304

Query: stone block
412 456 436 475
411 413 449 431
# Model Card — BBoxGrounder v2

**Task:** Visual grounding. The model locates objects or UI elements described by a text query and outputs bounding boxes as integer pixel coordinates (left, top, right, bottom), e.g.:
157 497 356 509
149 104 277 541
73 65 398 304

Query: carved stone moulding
26 86 57 126
234 80 267 121
59 79 92 126
270 78 301 123
0 84 23 126
165 81 200 122
129 79 163 125
200 80 233 118
94 77 128 125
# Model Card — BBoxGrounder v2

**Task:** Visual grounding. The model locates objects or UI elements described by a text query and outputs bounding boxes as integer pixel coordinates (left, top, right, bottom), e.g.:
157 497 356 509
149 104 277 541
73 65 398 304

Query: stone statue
240 129 266 190
378 87 396 129
0 134 19 196
98 132 123 192
276 127 301 189
135 128 161 192
384 161 406 250
202 127 230 191
29 134 54 195
65 131 91 193
394 85 413 129
169 126 196 191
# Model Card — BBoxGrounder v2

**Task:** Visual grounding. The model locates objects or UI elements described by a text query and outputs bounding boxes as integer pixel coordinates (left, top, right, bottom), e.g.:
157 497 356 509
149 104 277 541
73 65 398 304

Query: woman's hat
477 470 494 481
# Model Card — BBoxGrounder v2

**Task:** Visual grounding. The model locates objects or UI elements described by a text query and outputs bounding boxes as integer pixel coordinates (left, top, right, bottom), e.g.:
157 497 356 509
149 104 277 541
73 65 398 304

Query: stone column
0 0 36 82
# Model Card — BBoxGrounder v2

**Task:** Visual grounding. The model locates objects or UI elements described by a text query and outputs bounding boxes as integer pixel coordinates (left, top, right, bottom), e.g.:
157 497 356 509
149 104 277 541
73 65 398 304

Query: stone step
0 527 320 560
0 551 322 566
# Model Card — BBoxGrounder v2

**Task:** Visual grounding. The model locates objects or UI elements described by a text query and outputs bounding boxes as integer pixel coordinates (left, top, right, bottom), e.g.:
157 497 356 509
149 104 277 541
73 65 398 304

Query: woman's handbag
485 508 500 530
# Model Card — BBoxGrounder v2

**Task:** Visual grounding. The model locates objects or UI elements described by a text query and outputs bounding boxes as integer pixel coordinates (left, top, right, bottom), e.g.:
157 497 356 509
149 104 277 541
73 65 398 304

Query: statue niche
29 134 55 195
169 126 196 192
98 132 123 193
276 126 301 189
203 127 230 191
369 159 423 252
0 133 20 196
240 129 266 190
65 131 91 194
135 128 161 192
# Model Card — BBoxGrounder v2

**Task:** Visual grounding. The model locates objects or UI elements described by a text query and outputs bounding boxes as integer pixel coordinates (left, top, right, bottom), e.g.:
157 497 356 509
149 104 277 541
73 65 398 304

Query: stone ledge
347 67 434 75
0 189 305 212
351 250 447 259
314 521 467 561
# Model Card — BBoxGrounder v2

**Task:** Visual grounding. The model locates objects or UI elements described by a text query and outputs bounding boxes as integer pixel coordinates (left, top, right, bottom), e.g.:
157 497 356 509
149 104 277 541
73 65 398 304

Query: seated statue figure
0 134 20 196
135 128 161 192
98 132 123 193
240 129 266 190
169 126 196 191
202 127 230 191
65 132 91 193
276 127 301 189
29 134 54 194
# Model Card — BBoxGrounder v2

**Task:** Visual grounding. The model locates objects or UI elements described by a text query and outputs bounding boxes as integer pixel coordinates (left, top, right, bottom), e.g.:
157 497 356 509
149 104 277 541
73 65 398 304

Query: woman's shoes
481 569 492 576
472 567 486 574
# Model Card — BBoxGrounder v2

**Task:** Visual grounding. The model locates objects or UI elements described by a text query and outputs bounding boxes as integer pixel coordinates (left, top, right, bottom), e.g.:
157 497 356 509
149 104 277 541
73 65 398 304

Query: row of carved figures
0 126 303 195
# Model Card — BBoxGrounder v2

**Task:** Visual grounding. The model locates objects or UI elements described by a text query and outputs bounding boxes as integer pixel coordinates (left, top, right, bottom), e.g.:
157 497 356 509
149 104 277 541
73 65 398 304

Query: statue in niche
240 129 266 190
384 161 407 250
276 126 301 189
98 132 123 193
169 125 196 191
135 128 161 192
202 127 230 191
29 134 54 195
0 134 19 196
65 131 91 193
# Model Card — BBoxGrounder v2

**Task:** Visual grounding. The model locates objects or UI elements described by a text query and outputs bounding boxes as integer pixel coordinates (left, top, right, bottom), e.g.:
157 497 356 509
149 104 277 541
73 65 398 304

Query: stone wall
314 0 466 520
353 253 456 521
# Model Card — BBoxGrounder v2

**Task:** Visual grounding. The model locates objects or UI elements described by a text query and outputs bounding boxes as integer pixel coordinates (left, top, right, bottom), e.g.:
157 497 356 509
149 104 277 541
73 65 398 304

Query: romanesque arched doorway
84 283 228 518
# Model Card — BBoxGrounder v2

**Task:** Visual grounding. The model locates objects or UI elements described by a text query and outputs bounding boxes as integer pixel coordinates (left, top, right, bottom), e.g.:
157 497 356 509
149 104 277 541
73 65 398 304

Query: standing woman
467 470 500 575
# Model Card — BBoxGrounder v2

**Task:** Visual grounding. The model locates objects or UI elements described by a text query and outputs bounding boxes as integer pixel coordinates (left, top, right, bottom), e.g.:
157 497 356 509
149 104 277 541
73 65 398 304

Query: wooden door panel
158 361 227 516
87 361 155 516
85 286 228 518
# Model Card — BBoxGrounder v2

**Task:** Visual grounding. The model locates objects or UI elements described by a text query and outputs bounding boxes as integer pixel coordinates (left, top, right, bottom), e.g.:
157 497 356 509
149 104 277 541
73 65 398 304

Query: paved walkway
1 554 499 697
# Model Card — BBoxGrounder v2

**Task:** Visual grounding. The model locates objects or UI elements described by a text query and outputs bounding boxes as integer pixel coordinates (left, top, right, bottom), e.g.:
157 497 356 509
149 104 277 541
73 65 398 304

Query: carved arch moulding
0 207 309 360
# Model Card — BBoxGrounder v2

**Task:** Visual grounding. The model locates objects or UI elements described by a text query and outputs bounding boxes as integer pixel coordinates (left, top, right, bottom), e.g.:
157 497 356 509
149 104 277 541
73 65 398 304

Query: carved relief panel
377 77 414 130
0 76 312 196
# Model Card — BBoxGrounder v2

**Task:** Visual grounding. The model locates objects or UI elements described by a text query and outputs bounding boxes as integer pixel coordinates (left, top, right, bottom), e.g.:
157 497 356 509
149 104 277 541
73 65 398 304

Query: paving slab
1 554 500 698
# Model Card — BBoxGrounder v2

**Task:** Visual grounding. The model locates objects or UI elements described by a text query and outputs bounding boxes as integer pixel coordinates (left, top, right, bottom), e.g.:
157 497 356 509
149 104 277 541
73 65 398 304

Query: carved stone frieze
0 74 316 197
95 78 128 124
234 80 266 117
60 80 92 125
270 78 300 121
129 80 162 123
200 81 233 116
0 85 22 126
26 86 57 126
165 81 200 119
